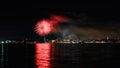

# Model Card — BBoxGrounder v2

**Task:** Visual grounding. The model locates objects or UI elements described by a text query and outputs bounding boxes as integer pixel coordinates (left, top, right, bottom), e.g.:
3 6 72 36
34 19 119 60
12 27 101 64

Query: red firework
35 19 53 36
35 15 69 36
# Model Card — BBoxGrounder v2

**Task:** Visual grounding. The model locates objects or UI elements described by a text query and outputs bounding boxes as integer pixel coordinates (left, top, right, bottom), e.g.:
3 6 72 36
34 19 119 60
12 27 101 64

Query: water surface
1 43 120 68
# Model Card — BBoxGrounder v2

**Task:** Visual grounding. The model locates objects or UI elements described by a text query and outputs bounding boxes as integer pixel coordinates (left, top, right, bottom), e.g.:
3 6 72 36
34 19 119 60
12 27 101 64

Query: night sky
0 3 120 40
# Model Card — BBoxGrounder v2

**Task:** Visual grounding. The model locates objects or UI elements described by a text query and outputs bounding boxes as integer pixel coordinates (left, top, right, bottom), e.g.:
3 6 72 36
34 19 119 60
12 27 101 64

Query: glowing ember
35 43 51 68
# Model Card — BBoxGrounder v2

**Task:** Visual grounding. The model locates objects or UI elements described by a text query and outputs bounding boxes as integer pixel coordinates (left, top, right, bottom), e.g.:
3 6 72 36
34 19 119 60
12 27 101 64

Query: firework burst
35 15 69 36
35 19 53 36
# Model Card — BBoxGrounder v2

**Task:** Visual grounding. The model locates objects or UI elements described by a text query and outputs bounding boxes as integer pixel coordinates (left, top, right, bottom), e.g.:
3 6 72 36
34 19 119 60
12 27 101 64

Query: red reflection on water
35 43 51 68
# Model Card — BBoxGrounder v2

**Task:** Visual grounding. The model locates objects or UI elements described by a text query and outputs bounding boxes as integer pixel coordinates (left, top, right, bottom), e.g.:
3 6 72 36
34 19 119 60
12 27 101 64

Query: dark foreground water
1 43 120 68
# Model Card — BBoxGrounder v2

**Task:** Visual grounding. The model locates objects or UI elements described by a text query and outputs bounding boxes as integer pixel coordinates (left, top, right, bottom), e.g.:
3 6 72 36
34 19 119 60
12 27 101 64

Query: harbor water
0 43 120 68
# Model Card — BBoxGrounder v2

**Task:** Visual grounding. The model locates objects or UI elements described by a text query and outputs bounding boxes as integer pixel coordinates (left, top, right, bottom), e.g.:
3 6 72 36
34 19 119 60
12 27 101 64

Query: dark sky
0 3 120 39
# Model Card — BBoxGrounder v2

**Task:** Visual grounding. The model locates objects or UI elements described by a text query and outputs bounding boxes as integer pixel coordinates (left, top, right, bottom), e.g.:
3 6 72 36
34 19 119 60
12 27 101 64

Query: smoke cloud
54 13 120 40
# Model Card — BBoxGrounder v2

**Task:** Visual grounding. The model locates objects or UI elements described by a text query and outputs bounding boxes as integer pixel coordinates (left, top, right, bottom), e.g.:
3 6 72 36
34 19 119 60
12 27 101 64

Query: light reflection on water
2 43 120 68
35 43 51 68
34 43 120 68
